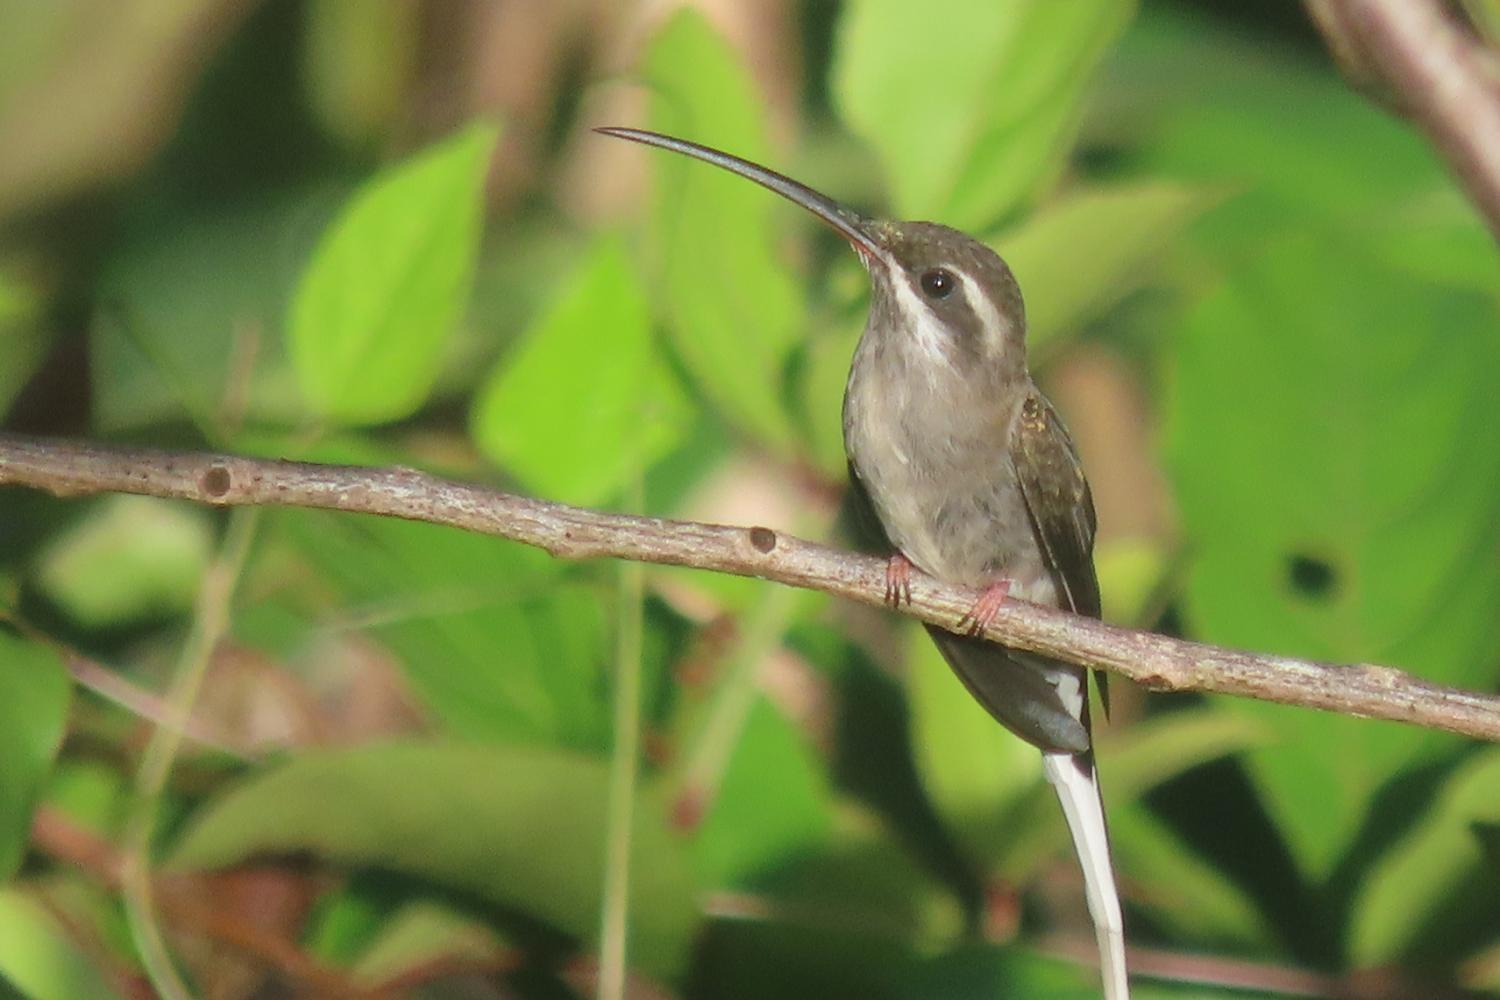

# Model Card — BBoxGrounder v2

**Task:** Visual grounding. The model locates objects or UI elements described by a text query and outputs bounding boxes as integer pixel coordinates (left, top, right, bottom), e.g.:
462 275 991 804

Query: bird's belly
844 386 1056 602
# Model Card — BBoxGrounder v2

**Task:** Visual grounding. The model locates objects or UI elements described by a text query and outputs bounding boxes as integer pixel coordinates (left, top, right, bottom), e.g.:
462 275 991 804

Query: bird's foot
884 552 914 608
957 580 1012 637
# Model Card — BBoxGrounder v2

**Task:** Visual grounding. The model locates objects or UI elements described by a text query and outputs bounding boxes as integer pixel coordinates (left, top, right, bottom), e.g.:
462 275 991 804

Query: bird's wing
1009 390 1108 714
1015 393 1129 998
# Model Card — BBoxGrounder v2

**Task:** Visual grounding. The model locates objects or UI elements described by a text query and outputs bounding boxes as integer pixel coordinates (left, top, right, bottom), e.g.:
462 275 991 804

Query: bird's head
596 127 1028 373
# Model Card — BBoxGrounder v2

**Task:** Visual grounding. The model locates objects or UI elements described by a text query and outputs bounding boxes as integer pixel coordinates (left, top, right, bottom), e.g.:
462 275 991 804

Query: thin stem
120 508 260 1000
598 474 646 1000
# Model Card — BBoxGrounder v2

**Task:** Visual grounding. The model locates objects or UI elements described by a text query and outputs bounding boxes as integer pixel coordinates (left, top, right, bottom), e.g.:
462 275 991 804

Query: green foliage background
1 1 1498 997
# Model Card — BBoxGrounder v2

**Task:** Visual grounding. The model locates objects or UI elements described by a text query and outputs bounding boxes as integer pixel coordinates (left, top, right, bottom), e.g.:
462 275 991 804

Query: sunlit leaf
638 9 803 451
169 741 700 978
0 633 69 881
471 236 692 506
1167 230 1500 878
289 122 498 425
0 886 123 1000
834 0 1135 231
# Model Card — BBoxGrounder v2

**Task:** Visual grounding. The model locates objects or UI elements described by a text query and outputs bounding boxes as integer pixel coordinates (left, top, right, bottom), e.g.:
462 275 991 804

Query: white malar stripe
885 261 954 369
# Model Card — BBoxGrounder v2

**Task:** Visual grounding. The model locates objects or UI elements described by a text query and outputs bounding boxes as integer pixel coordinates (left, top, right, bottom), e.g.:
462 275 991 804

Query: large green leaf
168 741 700 979
691 700 832 888
269 510 611 747
471 236 692 506
834 0 1134 231
1349 749 1500 964
0 632 69 880
1166 230 1500 879
289 122 497 425
637 9 803 451
997 181 1207 353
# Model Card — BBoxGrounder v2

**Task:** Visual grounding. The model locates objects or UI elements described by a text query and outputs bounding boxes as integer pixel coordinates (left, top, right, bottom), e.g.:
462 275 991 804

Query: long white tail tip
1043 751 1128 1000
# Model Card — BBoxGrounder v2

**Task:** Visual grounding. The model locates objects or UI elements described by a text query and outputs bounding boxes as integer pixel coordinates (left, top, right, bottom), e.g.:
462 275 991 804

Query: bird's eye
920 268 954 299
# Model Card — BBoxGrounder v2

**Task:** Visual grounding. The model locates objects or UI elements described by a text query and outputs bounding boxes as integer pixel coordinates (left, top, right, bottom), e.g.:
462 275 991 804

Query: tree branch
2 432 1499 742
1308 0 1500 242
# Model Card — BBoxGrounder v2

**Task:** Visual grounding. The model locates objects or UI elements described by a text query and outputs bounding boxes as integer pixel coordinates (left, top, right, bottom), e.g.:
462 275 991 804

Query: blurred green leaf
275 510 612 747
289 122 498 425
998 181 1208 353
692 700 832 887
1094 536 1170 626
1167 231 1500 878
38 758 127 841
1476 822 1500 875
748 806 963 948
798 315 862 478
896 943 1098 999
0 270 48 419
95 187 328 434
0 632 68 881
639 9 803 451
1120 14 1496 282
350 900 504 986
472 236 693 506
834 0 1135 231
169 741 700 979
997 706 1266 885
903 623 1040 869
1112 806 1269 949
1349 749 1500 964
1461 0 1500 44
33 495 212 628
303 0 418 148
0 886 123 1000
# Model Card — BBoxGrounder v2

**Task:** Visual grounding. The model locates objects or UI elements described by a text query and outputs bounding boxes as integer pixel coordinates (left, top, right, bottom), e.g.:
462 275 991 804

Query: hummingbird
597 127 1127 999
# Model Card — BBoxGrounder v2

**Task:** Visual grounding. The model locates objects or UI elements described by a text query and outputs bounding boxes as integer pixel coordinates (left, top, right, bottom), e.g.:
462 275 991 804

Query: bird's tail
1043 751 1128 1000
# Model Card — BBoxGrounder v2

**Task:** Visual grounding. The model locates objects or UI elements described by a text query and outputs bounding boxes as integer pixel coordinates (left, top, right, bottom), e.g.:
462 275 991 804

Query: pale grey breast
843 332 1056 603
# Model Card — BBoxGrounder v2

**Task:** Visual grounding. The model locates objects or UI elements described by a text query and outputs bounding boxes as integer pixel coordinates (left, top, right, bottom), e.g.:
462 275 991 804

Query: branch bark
3 432 1499 742
1308 0 1500 242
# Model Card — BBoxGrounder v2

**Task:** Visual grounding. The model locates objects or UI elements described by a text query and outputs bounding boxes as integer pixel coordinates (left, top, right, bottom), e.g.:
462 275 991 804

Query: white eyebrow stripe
956 268 1005 347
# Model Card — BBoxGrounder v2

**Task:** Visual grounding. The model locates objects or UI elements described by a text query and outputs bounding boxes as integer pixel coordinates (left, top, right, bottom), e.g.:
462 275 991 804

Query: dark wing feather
1010 392 1108 715
841 460 894 554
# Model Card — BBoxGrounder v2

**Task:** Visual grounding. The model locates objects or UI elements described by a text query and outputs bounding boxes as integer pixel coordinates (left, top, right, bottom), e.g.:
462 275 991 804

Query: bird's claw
957 580 1012 637
884 553 913 608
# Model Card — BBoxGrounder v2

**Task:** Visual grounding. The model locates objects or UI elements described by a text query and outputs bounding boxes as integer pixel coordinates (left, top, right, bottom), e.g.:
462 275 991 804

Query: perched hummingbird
598 127 1127 999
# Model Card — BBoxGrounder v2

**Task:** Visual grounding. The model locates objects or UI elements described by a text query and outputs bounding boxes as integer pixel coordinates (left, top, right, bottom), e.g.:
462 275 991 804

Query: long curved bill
595 126 885 263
